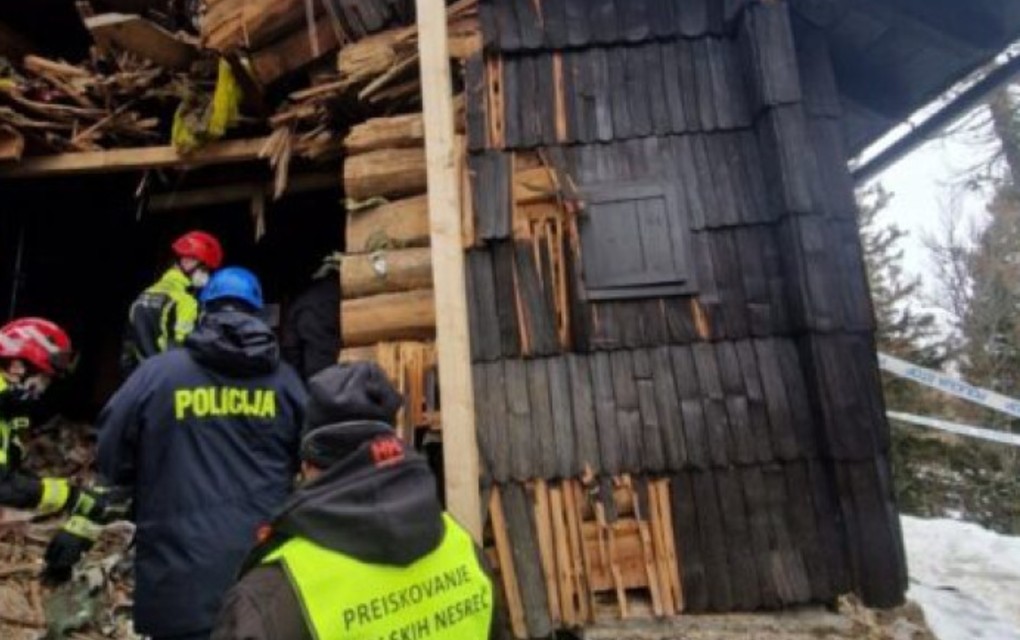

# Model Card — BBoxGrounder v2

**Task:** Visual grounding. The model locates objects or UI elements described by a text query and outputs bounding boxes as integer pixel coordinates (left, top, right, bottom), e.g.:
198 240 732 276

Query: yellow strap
37 477 71 515
63 515 102 541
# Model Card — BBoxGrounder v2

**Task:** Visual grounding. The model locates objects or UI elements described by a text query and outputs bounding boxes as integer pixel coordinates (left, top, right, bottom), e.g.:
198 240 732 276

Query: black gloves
69 485 132 524
40 485 132 587
41 516 101 587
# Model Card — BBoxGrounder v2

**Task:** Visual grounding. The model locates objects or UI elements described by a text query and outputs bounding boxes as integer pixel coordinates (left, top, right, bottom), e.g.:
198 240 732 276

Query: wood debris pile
0 417 135 639
0 53 195 160
267 0 479 158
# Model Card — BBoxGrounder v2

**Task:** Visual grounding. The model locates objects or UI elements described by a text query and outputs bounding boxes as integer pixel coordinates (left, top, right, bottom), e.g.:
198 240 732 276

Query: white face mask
191 268 210 289
22 374 51 399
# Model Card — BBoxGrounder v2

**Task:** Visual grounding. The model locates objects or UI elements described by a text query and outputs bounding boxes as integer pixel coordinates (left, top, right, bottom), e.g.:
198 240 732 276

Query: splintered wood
339 341 438 439
487 477 684 638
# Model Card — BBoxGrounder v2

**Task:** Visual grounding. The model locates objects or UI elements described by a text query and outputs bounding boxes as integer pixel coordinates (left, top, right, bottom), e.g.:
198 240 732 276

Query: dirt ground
580 598 936 640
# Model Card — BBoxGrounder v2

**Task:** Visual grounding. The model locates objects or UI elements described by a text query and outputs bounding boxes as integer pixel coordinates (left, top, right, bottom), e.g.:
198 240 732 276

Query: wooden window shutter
578 181 695 300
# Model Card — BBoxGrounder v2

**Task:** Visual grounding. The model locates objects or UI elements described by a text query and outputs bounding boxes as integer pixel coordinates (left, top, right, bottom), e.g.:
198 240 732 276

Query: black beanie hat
303 362 403 434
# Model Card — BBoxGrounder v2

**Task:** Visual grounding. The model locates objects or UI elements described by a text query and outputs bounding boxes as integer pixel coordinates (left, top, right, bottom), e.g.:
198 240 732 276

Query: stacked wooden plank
487 477 682 638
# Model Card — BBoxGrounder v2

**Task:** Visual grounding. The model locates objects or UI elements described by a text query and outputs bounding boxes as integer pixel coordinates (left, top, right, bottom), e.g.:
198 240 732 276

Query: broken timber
0 137 340 179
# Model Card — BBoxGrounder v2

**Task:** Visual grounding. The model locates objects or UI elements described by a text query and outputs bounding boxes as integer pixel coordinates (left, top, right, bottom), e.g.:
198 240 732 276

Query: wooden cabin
3 0 1020 637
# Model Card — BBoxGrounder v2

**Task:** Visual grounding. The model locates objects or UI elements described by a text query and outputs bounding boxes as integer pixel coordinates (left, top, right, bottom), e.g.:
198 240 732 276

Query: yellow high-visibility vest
265 514 493 640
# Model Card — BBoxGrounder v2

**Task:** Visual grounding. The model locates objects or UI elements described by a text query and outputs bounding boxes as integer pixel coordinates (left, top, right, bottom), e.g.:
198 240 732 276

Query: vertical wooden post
416 0 482 541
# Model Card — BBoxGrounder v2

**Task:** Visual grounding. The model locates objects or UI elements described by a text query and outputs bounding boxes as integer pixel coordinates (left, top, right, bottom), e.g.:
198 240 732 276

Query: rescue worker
120 230 224 376
0 318 123 582
212 362 501 640
281 253 341 380
59 267 306 639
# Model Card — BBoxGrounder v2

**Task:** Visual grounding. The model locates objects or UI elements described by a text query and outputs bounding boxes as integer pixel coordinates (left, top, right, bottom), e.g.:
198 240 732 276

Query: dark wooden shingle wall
465 0 907 629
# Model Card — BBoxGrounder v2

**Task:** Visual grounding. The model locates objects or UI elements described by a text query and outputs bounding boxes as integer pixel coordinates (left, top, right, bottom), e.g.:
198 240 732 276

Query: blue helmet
199 266 264 310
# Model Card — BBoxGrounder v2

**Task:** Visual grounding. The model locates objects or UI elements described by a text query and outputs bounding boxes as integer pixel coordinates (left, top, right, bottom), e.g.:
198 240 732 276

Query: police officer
56 267 307 640
121 230 223 375
212 362 500 640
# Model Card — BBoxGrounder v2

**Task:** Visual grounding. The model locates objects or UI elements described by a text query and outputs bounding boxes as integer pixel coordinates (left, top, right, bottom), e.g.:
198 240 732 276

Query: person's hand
40 516 100 587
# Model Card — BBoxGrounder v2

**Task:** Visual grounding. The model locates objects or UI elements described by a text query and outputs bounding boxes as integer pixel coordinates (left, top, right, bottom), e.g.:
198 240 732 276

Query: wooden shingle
505 358 534 481
610 349 644 472
591 351 622 475
671 345 712 468
671 474 709 611
567 353 602 474
547 356 579 478
528 358 560 478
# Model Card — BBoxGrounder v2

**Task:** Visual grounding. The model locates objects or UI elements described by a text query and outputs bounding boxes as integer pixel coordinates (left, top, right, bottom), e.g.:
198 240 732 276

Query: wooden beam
416 0 482 541
147 173 338 212
0 137 337 179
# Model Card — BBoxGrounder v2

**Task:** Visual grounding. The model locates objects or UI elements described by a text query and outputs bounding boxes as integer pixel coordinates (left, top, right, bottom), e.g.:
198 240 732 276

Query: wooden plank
505 359 534 482
610 350 643 473
250 14 343 86
484 362 512 483
716 342 757 465
671 474 707 611
465 53 488 152
715 468 762 610
466 250 503 362
473 364 496 483
669 345 710 468
549 484 578 626
734 340 776 464
741 466 781 609
491 241 522 357
86 13 198 70
418 0 481 540
503 483 553 636
692 343 733 466
0 136 334 179
754 339 801 461
514 241 559 356
532 481 562 625
471 151 512 241
783 461 832 601
564 480 595 619
763 465 813 605
567 354 601 475
527 359 560 478
651 346 688 471
691 470 734 612
341 289 436 346
489 488 529 638
591 352 622 476
548 357 578 479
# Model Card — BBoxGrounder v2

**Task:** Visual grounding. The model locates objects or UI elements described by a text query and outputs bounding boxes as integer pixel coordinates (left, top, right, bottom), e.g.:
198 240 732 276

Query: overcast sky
862 107 1002 301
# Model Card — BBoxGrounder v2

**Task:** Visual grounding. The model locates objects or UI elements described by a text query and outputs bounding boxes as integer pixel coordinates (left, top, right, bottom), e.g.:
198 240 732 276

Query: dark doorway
0 163 342 419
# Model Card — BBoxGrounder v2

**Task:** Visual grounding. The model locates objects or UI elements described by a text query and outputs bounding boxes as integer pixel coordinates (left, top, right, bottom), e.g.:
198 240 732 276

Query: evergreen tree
857 185 944 412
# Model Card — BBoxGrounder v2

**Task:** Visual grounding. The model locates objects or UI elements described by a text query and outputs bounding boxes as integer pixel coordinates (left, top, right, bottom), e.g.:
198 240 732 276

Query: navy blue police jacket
97 310 307 637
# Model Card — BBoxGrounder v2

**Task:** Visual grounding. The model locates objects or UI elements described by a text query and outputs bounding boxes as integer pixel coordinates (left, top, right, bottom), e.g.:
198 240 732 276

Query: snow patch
902 515 1020 640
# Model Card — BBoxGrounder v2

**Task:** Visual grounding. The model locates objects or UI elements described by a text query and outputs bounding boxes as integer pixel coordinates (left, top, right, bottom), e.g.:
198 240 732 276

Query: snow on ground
902 515 1020 640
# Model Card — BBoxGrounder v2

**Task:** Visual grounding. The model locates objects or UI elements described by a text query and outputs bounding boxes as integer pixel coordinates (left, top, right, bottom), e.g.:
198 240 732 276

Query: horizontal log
344 147 427 200
341 288 436 347
344 113 425 154
341 247 434 299
346 194 430 252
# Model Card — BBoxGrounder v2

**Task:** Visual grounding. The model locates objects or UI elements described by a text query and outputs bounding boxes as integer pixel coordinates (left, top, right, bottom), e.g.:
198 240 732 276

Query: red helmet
0 317 76 376
172 231 223 269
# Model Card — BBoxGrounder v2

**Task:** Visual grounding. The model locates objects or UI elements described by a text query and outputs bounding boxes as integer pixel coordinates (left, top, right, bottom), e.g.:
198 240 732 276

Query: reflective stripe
37 477 71 515
0 422 9 466
265 514 493 640
63 515 102 541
